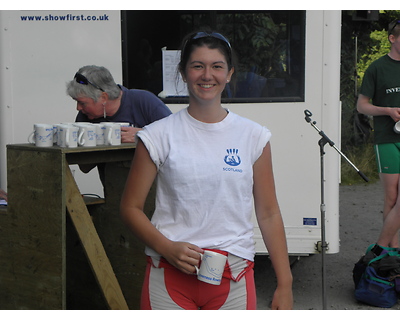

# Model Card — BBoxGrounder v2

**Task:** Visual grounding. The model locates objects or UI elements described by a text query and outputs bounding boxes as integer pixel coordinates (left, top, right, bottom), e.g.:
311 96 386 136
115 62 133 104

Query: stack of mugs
28 122 130 148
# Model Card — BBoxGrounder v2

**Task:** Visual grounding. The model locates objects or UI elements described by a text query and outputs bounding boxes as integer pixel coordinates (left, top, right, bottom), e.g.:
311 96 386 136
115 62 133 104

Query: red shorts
140 250 256 310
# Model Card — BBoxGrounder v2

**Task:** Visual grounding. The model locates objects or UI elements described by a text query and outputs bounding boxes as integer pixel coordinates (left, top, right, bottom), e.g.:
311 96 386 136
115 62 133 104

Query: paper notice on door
159 48 187 98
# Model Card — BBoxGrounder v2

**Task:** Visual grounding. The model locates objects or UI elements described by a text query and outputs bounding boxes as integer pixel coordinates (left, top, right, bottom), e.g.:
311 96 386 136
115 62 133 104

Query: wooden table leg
65 163 129 310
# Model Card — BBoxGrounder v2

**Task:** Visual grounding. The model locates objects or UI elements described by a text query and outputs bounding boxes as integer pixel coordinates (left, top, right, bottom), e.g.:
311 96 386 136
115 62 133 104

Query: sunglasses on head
183 32 232 58
389 20 400 36
74 72 104 92
191 32 232 50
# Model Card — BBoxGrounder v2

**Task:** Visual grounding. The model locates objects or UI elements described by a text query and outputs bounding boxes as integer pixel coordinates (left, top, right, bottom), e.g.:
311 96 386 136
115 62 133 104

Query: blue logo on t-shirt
224 149 241 166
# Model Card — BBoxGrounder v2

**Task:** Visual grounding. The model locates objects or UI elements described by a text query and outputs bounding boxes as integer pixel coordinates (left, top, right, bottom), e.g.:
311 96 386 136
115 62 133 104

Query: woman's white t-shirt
137 108 271 261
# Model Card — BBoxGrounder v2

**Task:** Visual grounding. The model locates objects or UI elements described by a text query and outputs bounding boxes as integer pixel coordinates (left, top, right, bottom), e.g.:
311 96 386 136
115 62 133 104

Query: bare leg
377 173 400 247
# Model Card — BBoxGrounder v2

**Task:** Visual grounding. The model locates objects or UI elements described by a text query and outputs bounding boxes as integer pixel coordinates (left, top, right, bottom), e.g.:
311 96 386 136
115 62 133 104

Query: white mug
92 123 106 145
394 121 400 134
75 123 97 147
57 124 78 148
28 124 54 147
56 124 65 146
103 123 121 146
194 250 227 285
116 122 131 128
52 124 60 144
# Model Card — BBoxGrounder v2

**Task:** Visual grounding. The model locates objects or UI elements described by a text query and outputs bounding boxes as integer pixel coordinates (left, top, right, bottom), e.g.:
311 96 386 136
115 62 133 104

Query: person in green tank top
357 19 400 249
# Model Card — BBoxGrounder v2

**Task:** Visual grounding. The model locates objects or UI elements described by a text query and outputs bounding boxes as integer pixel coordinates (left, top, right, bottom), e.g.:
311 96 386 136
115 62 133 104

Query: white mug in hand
28 124 54 147
195 250 227 285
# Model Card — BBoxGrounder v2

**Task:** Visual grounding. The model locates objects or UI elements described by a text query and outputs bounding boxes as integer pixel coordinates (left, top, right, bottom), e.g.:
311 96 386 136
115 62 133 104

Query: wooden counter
0 143 152 310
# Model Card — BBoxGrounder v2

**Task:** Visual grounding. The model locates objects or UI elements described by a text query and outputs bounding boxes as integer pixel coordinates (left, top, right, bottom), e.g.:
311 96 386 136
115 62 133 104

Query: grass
340 143 380 185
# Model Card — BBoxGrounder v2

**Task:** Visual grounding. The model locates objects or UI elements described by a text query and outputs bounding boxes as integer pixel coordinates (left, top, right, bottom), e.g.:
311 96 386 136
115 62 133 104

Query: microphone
303 109 369 182
304 109 313 123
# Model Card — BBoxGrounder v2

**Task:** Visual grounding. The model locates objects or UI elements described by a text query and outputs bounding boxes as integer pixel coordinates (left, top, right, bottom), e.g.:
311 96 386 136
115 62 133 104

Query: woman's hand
270 285 293 310
161 241 204 274
121 126 142 143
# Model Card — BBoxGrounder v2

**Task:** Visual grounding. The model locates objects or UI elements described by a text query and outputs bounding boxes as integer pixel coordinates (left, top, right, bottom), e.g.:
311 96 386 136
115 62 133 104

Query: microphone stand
304 110 369 310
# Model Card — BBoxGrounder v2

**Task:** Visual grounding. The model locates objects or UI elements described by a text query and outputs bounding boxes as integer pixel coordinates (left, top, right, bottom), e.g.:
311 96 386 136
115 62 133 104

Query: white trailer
0 10 342 255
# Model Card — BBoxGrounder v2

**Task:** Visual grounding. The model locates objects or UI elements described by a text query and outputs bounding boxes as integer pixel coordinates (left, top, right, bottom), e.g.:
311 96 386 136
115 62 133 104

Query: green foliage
357 30 391 84
227 13 287 78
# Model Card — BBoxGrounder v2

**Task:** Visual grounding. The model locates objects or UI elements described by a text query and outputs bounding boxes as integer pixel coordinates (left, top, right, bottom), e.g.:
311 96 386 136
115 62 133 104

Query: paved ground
254 181 400 310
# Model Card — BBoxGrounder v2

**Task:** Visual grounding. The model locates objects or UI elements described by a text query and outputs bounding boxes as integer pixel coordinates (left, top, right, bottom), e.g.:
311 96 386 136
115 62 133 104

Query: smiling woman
183 46 234 112
178 32 235 121
120 30 293 310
